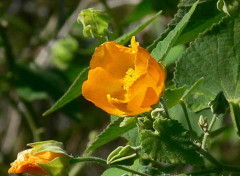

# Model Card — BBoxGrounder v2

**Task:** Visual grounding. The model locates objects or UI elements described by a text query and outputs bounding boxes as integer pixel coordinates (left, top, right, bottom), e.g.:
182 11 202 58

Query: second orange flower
82 37 166 116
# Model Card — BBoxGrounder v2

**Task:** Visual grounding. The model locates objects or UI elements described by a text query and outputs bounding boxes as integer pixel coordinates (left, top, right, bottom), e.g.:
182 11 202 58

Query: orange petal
107 88 155 116
82 67 125 115
8 150 48 175
147 58 166 93
140 87 159 108
107 74 159 116
90 41 136 79
9 163 47 175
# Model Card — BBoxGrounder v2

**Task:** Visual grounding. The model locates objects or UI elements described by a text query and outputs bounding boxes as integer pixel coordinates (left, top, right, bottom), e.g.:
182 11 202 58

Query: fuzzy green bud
77 8 111 38
217 0 240 17
208 91 228 115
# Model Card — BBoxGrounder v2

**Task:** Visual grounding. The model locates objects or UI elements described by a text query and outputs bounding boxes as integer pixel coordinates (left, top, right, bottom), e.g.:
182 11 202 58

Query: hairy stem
180 100 193 134
160 98 171 119
201 114 217 150
71 157 150 176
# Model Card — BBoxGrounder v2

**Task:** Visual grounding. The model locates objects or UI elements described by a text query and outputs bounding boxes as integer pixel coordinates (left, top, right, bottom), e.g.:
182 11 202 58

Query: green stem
201 114 217 150
70 157 150 176
160 98 171 119
195 148 240 174
185 168 219 175
229 102 240 136
197 147 222 167
180 100 193 133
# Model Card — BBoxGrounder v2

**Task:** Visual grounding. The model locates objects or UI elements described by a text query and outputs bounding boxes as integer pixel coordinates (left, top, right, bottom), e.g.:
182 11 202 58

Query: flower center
123 68 139 90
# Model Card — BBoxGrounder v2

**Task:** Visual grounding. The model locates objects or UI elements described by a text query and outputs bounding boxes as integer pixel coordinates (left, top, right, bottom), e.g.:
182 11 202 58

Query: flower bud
151 108 165 119
8 140 70 176
217 0 240 17
137 117 153 130
198 115 208 132
77 8 111 38
208 91 228 115
107 145 138 165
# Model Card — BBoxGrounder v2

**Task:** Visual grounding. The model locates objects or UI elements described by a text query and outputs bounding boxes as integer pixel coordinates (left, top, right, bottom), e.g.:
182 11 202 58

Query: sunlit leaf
148 0 225 51
151 1 199 61
174 17 240 111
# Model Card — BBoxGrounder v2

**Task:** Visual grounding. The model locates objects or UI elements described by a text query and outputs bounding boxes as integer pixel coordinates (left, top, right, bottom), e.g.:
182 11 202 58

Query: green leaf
114 11 162 45
43 67 90 116
85 118 136 153
38 156 70 176
122 127 140 146
164 44 185 67
164 86 188 109
164 78 204 109
151 1 199 61
174 17 240 112
140 118 203 165
229 102 240 136
147 0 225 51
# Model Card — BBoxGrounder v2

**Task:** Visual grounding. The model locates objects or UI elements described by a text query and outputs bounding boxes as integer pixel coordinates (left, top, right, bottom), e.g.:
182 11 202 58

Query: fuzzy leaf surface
174 17 240 111
140 119 203 164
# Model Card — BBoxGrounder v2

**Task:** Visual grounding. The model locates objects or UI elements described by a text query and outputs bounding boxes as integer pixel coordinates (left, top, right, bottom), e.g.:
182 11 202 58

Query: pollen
123 68 139 90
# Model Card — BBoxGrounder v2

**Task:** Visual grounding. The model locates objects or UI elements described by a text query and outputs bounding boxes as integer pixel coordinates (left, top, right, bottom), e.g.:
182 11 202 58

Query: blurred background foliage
0 0 239 176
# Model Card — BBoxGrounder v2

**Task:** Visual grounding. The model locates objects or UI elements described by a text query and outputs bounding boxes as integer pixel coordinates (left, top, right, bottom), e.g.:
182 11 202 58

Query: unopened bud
208 92 228 115
198 115 208 132
151 108 165 119
9 140 70 176
217 0 240 17
77 8 111 38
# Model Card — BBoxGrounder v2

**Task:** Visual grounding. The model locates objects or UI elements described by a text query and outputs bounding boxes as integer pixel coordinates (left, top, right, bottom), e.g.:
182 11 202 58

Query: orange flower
8 149 65 175
82 37 166 116
8 141 69 175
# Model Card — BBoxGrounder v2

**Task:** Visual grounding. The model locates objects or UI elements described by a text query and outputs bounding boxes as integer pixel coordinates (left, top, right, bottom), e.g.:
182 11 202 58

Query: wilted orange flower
8 149 65 175
82 36 166 116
